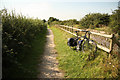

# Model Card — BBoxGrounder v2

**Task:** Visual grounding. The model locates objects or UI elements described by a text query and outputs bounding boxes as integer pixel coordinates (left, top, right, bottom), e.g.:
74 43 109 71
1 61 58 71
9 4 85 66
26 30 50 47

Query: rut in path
37 29 64 78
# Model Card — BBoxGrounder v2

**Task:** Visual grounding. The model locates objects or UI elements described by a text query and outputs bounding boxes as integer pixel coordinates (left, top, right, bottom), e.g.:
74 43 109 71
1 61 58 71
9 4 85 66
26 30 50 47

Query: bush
109 7 120 35
79 13 110 29
1 9 47 78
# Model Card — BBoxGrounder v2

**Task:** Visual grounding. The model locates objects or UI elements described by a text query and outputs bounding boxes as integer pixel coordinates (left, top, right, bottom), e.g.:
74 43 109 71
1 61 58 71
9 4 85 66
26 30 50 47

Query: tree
79 13 110 29
109 7 120 34
60 19 79 26
42 19 46 23
48 17 59 25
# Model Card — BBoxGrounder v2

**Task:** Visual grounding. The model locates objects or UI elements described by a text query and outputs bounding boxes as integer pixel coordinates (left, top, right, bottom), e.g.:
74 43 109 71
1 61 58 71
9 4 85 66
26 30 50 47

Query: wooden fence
57 25 114 53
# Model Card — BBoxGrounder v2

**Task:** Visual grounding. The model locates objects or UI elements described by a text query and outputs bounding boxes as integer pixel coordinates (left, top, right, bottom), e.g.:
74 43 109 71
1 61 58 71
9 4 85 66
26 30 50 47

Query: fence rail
57 25 114 53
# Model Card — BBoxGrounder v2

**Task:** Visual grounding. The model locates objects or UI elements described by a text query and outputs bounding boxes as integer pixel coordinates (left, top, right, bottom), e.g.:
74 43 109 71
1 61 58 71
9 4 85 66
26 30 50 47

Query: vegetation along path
37 29 64 78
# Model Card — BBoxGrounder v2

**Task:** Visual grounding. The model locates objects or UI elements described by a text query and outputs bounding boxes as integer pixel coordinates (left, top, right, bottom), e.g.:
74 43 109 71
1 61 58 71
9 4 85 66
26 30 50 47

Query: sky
0 0 119 21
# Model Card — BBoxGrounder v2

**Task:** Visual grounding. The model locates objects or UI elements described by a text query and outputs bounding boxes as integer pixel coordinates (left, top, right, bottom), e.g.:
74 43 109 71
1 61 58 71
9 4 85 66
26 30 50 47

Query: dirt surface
37 29 64 78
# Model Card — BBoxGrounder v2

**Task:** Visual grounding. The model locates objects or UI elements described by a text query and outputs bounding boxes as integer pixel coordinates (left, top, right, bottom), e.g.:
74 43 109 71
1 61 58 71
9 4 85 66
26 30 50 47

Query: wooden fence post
72 26 73 33
88 32 90 47
109 34 114 60
68 26 69 31
88 31 90 40
70 26 71 32
109 34 114 53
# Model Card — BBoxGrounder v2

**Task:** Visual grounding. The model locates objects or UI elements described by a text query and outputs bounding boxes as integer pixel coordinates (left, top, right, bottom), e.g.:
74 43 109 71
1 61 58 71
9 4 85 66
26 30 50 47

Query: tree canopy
48 17 59 25
79 13 110 29
109 7 120 34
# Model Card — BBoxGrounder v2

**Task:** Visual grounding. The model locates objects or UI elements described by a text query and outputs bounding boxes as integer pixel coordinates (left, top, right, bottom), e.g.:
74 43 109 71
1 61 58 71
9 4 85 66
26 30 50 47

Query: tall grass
1 9 47 78
51 26 119 78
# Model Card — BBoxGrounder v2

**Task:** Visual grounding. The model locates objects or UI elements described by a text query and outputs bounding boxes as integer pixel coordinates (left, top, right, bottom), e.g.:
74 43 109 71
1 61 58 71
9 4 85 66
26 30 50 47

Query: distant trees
48 7 120 35
61 19 79 26
42 19 46 23
79 7 120 34
79 13 110 29
48 17 79 26
109 7 120 34
48 17 59 25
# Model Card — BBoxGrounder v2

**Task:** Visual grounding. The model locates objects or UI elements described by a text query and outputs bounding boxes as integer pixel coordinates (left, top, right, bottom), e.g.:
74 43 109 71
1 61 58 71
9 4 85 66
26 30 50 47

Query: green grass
8 28 47 78
47 24 50 29
50 26 117 78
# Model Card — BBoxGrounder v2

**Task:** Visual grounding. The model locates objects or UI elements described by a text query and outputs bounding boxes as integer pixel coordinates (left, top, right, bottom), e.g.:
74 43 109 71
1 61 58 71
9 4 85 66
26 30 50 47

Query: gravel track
37 29 64 78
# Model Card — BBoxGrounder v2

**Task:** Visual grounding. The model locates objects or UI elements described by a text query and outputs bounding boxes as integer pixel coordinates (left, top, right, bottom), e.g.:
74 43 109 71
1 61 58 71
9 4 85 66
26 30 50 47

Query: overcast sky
0 0 119 20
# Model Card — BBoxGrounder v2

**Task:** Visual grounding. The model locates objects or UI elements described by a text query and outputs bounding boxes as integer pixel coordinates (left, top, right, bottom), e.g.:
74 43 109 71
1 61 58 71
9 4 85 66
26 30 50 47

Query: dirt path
37 29 64 78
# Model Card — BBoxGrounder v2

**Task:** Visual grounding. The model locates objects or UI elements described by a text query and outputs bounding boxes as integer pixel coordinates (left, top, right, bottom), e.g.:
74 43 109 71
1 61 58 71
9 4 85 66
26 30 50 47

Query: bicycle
67 30 97 54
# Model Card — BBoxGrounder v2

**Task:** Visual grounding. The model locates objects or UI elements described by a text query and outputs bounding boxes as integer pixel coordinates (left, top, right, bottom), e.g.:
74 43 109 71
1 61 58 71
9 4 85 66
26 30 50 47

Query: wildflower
109 62 111 65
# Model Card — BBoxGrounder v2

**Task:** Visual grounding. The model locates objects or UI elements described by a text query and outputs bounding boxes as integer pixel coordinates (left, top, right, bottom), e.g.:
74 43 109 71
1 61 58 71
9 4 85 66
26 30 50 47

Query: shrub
1 9 47 78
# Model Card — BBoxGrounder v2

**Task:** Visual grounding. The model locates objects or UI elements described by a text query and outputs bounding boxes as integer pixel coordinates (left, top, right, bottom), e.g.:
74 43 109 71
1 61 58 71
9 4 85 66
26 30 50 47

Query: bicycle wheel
82 39 97 53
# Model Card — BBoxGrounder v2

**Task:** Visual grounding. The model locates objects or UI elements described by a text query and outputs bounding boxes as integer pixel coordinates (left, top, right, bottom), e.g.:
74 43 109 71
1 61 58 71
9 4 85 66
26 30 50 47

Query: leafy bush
61 19 79 26
79 13 110 29
48 17 59 25
48 18 79 26
1 9 47 78
109 7 120 35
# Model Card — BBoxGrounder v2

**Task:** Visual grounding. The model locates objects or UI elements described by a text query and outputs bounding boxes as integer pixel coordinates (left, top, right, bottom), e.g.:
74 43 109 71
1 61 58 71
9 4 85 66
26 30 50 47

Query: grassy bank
51 26 119 78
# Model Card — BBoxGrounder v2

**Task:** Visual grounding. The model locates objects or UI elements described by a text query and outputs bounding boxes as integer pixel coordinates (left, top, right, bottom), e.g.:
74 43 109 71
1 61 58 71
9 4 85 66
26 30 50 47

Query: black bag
67 38 77 47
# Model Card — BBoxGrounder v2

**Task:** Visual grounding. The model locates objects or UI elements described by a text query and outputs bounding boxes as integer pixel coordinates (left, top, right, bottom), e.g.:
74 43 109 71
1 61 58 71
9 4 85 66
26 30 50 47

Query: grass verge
50 26 119 78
